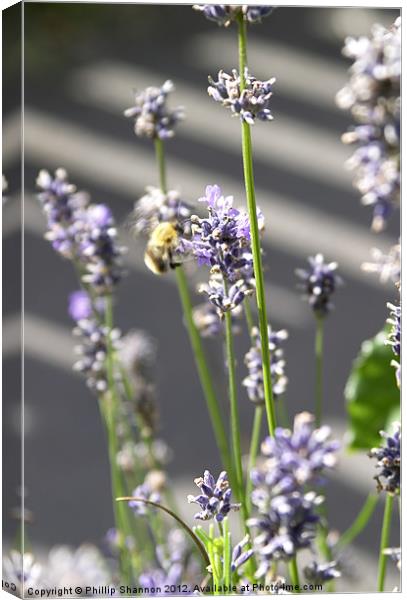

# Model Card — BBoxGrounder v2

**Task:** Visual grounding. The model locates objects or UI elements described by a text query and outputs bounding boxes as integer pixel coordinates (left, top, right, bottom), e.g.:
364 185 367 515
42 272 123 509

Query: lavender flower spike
369 422 400 494
243 326 288 403
248 491 323 571
187 470 240 521
252 412 340 496
208 69 275 124
296 253 342 317
183 185 255 315
193 5 274 27
124 81 184 140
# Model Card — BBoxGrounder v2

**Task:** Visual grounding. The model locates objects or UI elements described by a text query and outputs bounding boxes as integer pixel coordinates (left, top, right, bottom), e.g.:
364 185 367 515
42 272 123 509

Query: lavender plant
15 6 401 597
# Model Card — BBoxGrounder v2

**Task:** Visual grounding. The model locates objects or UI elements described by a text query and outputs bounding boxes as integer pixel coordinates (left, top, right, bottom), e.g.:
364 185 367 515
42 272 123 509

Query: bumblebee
144 222 181 275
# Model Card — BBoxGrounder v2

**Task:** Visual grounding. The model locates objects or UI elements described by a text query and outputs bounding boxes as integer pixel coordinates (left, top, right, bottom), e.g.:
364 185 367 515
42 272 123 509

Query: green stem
237 14 276 437
288 557 301 593
154 138 167 193
175 267 233 483
223 519 232 587
315 316 324 427
104 297 137 580
224 303 245 509
336 493 379 550
245 405 263 508
377 494 394 592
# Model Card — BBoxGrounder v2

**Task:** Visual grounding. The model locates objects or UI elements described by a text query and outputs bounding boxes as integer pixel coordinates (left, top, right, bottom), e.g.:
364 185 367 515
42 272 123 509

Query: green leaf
345 327 400 451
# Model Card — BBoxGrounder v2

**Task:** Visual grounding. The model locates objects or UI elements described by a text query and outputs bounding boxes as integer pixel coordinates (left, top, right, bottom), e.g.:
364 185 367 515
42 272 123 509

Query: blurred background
3 2 400 592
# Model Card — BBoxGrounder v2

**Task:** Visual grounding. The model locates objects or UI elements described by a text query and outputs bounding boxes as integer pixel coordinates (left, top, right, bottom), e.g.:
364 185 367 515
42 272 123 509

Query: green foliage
345 327 400 451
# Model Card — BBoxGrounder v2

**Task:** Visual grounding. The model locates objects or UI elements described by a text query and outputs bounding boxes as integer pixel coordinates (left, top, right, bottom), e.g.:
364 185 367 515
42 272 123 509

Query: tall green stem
224 304 244 508
175 267 233 483
245 405 263 507
336 493 379 550
315 316 324 427
103 296 135 579
288 557 301 593
237 14 276 437
377 494 394 592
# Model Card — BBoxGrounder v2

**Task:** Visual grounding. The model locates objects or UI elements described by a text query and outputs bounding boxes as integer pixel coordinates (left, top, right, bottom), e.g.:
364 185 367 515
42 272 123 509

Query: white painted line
22 108 395 289
3 313 73 371
70 61 352 189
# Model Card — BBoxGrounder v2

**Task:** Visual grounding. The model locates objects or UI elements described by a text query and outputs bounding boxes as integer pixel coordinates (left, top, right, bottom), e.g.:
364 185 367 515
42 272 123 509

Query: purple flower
68 291 93 321
303 561 341 585
337 18 400 231
124 81 184 140
208 69 275 124
37 169 126 295
192 301 242 338
231 535 254 572
369 422 400 494
243 326 288 404
193 5 274 27
187 470 240 522
183 185 256 314
362 243 400 284
131 186 192 237
248 491 323 571
129 477 162 516
296 253 342 317
71 317 121 394
252 413 340 495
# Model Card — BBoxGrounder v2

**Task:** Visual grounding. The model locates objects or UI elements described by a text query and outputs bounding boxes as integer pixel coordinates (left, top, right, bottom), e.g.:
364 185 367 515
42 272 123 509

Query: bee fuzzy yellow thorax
144 222 180 275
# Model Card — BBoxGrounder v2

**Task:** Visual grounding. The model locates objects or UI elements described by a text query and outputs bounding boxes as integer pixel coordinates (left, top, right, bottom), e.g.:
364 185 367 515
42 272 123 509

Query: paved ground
3 3 400 591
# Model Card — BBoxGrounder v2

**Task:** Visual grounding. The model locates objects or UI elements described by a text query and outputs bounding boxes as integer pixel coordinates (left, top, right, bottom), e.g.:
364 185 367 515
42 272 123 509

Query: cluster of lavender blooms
129 470 166 516
182 185 256 314
369 422 400 494
208 69 275 124
337 18 401 232
248 413 340 575
124 81 184 140
132 186 192 238
69 290 120 393
387 298 401 386
362 242 400 285
243 326 288 403
193 5 274 27
296 254 342 318
37 169 125 295
187 470 240 522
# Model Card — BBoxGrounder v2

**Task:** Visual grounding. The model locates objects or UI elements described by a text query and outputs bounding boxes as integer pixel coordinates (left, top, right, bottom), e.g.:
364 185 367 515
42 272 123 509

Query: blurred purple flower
296 253 342 317
124 81 184 140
